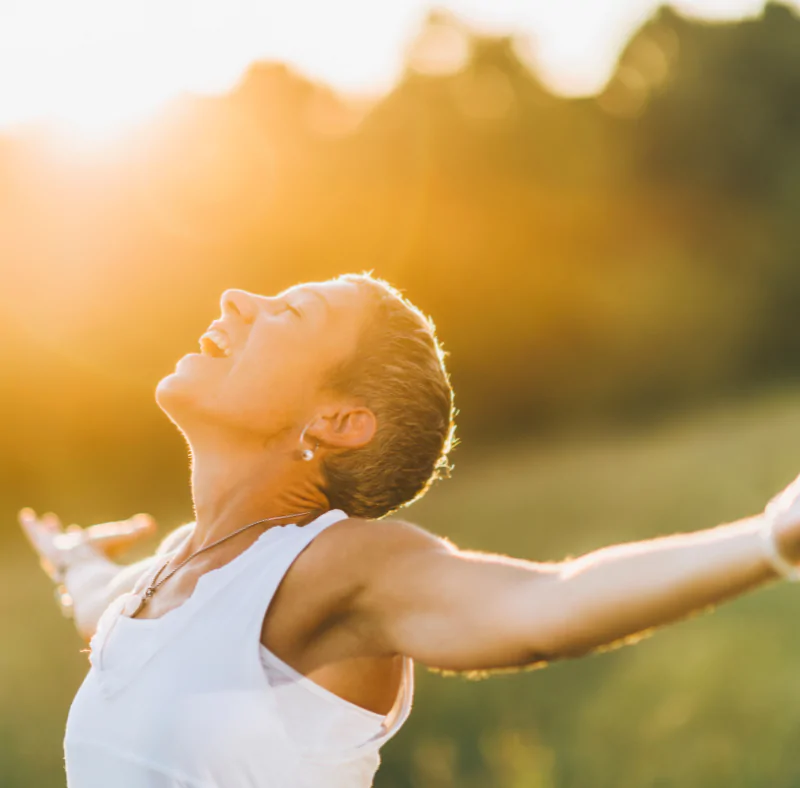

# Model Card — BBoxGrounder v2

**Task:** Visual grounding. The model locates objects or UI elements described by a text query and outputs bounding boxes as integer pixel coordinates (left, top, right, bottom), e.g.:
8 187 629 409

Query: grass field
4 388 800 787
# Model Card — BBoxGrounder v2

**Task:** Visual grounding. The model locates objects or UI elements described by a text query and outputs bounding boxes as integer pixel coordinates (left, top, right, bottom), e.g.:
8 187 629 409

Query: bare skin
20 278 800 718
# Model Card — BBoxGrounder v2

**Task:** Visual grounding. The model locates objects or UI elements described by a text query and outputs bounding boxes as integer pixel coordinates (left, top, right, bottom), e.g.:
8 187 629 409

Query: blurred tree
6 5 800 788
2 3 800 509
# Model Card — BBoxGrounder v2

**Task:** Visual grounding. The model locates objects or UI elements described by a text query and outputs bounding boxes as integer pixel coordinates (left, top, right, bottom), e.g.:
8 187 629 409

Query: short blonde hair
321 273 456 519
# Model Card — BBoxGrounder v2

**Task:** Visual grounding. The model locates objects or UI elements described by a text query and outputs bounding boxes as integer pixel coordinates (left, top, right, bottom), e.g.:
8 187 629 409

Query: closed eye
285 303 303 319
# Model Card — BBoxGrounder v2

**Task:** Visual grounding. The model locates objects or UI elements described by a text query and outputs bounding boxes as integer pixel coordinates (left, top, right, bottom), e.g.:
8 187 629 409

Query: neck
185 430 329 551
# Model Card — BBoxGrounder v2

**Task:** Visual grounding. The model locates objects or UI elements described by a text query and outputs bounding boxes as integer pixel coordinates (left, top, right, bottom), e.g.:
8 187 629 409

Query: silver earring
299 424 317 462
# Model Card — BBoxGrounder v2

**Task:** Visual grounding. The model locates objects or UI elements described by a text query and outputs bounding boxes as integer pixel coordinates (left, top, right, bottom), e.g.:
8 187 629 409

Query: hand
19 508 157 581
764 476 800 565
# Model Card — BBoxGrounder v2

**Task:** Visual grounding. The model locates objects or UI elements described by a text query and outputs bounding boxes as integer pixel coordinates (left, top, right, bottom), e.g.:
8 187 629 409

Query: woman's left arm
351 479 800 673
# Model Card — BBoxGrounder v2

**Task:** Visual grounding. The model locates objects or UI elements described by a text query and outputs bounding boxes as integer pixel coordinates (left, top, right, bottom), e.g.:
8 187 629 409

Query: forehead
280 279 365 312
280 279 371 353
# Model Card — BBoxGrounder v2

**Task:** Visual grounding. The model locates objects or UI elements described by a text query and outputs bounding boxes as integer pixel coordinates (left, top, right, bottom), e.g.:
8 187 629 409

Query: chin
155 355 207 418
156 373 192 421
156 354 239 436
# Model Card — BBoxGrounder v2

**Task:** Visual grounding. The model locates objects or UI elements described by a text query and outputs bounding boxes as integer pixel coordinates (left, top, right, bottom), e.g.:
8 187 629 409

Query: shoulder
275 517 455 624
315 516 456 582
268 517 457 656
325 514 450 549
155 522 194 555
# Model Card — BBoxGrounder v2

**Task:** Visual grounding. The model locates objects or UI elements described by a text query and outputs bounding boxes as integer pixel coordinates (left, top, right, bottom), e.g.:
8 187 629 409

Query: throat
187 440 329 551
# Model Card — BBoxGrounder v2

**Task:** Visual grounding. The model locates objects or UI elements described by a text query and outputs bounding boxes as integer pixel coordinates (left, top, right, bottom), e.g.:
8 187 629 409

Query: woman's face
156 279 369 441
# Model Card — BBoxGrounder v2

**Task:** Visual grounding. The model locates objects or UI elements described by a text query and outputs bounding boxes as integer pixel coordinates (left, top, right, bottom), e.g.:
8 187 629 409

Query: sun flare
0 0 282 141
0 0 778 141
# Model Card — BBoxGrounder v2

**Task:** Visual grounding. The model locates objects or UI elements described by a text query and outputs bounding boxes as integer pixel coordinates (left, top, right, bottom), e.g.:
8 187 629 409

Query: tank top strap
223 508 351 641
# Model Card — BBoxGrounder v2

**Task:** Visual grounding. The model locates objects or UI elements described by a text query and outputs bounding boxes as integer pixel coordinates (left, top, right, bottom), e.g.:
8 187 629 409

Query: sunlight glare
0 0 265 142
0 0 794 137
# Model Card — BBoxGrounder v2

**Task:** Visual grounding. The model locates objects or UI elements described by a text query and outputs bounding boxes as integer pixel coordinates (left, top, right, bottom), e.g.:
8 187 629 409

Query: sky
0 0 782 137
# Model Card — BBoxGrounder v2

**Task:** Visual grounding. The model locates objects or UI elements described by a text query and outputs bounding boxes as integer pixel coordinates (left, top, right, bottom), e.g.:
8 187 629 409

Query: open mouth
198 328 232 358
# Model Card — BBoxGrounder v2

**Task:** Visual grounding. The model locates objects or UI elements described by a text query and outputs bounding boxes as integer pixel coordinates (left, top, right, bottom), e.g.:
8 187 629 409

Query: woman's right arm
19 510 193 641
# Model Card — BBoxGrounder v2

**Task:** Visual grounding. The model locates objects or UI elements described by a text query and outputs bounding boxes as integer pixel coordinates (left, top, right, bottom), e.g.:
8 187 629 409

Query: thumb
84 514 157 558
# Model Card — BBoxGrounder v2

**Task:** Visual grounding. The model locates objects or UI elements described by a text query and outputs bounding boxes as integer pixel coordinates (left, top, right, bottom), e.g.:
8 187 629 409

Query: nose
220 289 258 323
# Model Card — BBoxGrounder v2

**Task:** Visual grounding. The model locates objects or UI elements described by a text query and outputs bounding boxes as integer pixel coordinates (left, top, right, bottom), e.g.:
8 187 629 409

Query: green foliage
4 388 800 786
3 3 800 470
375 386 800 787
5 3 800 785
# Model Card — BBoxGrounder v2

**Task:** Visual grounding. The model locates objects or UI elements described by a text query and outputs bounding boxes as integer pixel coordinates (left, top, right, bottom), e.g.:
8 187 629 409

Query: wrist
50 534 114 618
759 514 800 582
772 514 800 564
51 532 105 581
61 557 119 624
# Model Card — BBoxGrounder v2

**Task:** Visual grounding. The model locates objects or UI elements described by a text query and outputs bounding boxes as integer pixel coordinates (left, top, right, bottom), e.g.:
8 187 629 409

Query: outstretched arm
19 510 193 641
352 480 800 673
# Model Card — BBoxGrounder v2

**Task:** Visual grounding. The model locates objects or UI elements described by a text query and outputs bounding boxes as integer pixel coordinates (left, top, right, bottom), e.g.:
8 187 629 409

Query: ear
312 405 377 452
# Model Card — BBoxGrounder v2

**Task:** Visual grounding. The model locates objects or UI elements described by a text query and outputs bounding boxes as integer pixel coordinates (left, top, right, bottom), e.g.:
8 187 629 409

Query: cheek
237 336 323 392
216 356 316 429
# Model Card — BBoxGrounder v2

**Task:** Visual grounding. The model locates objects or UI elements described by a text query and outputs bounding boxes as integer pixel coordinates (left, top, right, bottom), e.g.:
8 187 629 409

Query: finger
18 511 60 561
41 512 63 533
768 474 800 517
26 523 57 555
18 512 42 551
128 513 157 540
86 514 155 540
86 514 157 557
18 507 36 523
19 509 46 546
38 557 59 580
18 508 41 539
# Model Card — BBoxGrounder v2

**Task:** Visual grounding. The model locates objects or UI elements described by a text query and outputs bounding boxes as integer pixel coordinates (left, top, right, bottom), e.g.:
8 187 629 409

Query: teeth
199 329 232 358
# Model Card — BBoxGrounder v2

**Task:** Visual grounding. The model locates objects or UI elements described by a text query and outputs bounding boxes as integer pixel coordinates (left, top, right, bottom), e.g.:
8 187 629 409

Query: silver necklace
129 510 316 618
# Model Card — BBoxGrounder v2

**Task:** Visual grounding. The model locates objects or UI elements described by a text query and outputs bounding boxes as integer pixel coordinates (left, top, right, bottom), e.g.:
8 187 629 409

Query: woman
21 273 800 788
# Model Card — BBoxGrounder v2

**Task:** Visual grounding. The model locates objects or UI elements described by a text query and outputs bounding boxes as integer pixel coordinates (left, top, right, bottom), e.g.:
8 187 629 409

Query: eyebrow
278 286 330 320
300 288 330 317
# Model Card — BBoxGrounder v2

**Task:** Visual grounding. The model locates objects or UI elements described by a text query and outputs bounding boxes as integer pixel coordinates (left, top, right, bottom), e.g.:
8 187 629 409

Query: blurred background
3 0 800 785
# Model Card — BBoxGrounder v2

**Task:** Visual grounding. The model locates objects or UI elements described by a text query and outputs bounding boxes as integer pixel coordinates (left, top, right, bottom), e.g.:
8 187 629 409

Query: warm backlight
0 0 773 141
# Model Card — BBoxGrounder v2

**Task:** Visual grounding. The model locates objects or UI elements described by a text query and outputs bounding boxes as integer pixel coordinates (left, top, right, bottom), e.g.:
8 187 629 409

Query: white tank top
64 509 414 788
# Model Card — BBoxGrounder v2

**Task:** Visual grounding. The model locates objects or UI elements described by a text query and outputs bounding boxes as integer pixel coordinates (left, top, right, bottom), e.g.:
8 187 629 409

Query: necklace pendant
128 592 151 619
